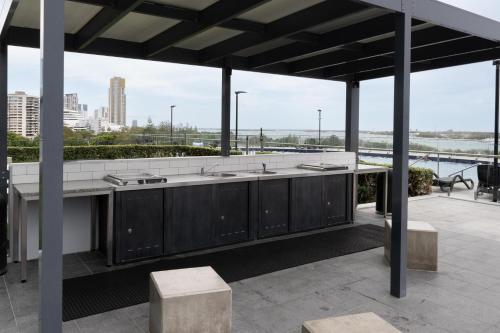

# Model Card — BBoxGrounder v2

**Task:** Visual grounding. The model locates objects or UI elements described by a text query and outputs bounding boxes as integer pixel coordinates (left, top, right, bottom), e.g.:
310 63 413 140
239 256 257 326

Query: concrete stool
149 266 232 333
302 312 401 333
385 219 438 271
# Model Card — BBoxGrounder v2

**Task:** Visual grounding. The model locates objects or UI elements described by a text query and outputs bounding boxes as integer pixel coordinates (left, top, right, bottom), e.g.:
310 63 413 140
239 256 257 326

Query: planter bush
358 162 433 204
7 145 241 162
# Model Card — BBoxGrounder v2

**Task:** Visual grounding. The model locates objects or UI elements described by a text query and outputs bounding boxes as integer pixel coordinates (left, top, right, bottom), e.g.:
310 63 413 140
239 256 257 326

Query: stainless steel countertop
14 179 115 199
13 165 389 196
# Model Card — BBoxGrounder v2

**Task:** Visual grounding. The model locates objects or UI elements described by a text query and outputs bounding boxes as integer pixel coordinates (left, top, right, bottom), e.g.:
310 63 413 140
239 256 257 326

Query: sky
7 0 500 132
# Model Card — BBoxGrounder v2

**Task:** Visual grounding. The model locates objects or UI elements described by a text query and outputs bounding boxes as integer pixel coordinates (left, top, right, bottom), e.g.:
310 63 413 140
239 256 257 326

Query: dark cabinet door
291 176 324 232
259 179 289 238
167 185 214 253
115 189 164 263
215 182 249 245
323 175 348 226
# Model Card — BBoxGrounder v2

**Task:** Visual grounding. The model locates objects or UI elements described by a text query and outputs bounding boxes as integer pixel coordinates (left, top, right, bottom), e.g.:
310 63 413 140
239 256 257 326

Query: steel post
493 60 499 202
39 0 65 330
0 42 7 276
235 92 239 150
345 81 360 155
390 10 411 298
221 66 232 156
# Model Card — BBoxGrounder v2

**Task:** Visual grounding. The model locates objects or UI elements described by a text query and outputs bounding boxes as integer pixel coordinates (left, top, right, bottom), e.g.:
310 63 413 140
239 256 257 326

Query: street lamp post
235 91 247 150
170 105 176 144
317 109 322 146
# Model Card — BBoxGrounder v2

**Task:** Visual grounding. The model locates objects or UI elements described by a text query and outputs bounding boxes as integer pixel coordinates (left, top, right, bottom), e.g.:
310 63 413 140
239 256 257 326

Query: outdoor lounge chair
474 164 500 200
433 172 474 195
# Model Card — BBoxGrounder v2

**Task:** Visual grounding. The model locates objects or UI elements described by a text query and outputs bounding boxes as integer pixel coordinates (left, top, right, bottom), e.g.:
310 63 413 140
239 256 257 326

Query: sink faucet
262 163 267 172
201 164 219 175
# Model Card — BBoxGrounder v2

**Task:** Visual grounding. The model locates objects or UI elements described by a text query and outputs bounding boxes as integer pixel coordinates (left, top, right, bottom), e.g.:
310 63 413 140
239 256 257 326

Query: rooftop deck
1 187 500 333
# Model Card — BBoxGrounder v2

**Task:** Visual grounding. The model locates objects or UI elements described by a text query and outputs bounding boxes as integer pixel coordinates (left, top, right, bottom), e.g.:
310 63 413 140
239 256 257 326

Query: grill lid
103 173 167 186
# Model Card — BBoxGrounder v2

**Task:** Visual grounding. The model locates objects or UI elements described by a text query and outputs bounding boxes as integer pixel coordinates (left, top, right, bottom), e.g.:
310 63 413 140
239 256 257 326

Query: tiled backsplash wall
9 152 356 184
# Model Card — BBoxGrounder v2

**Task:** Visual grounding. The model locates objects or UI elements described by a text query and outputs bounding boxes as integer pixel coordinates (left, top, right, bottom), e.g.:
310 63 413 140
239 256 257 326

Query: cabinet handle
220 215 225 220
127 228 133 234
327 202 331 206
265 209 270 214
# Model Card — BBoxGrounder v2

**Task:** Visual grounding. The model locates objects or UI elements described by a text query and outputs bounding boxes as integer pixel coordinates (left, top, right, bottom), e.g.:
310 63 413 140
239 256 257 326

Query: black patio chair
474 164 500 200
433 172 474 196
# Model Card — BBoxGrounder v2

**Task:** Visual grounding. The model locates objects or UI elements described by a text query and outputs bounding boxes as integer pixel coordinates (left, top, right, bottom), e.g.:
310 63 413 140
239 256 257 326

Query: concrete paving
1 191 500 332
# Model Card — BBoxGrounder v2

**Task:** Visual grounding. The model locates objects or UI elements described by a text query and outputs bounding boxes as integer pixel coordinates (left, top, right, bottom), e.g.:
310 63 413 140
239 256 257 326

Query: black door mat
63 224 384 321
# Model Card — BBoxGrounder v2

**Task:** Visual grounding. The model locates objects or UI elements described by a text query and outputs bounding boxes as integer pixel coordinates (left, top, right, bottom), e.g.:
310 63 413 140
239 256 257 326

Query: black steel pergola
0 0 500 331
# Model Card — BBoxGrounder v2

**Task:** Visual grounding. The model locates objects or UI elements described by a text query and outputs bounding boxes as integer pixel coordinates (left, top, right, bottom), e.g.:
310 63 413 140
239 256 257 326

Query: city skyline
6 75 129 137
6 0 500 132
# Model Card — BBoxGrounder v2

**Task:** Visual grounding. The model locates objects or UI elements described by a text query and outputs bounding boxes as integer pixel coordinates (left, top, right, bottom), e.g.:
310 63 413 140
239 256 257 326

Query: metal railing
129 133 500 174
448 163 482 178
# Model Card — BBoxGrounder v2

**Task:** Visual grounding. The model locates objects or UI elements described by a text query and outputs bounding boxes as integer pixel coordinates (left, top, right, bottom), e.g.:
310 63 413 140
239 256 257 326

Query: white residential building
7 91 40 137
64 108 86 129
108 77 126 126
64 93 79 111
94 106 108 120
78 103 88 119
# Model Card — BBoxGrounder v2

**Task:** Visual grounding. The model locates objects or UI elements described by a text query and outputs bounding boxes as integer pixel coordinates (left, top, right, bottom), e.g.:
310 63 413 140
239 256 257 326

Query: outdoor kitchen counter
111 166 363 192
11 179 115 282
11 164 388 282
13 179 115 198
12 165 388 195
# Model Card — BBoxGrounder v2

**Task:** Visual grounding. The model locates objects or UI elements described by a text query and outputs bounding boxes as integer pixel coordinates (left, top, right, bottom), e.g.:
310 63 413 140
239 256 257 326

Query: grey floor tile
75 311 142 333
3 196 500 332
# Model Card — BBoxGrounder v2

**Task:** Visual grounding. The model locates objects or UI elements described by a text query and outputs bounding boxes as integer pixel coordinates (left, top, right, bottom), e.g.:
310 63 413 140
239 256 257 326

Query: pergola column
39 0 65 331
221 65 232 156
345 80 360 154
390 10 411 298
493 60 499 202
0 41 7 276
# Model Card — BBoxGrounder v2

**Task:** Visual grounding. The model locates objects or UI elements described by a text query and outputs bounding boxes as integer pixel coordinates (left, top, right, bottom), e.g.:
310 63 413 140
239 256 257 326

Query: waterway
201 129 495 153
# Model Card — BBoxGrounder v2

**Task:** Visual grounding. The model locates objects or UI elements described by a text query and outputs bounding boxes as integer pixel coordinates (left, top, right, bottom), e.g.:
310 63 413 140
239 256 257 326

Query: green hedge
358 162 433 204
7 145 241 162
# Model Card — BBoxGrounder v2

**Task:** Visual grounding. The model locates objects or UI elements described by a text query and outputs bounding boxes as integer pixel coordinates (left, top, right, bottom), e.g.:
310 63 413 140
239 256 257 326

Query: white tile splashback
9 152 356 184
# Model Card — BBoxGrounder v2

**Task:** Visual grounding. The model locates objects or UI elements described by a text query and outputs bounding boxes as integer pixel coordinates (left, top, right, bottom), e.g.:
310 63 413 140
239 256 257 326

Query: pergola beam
198 1 367 64
0 0 19 38
290 25 466 74
356 0 500 42
324 36 498 78
144 0 270 57
411 0 500 43
134 1 198 22
74 0 143 50
338 47 500 81
71 0 324 44
248 14 401 69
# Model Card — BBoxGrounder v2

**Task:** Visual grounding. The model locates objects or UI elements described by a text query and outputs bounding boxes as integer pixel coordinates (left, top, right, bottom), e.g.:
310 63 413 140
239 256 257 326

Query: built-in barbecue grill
297 163 348 171
103 173 167 186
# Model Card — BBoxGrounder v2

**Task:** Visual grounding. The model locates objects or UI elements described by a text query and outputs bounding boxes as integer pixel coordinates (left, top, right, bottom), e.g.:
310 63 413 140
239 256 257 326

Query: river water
231 129 495 152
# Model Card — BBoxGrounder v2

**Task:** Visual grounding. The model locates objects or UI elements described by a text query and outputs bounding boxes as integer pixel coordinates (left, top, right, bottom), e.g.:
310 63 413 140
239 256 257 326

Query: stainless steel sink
248 170 277 175
203 172 237 178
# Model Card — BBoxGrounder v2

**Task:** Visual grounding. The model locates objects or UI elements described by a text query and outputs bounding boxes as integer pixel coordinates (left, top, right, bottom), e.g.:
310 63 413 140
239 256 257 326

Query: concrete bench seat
302 312 401 333
385 219 438 271
149 266 232 333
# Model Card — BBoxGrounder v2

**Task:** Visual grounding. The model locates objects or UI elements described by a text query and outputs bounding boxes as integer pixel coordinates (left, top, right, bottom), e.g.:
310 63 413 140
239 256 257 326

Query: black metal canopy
2 0 500 82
